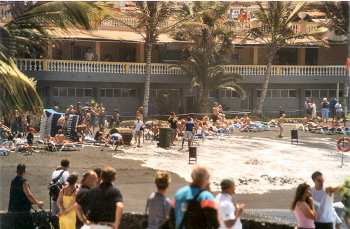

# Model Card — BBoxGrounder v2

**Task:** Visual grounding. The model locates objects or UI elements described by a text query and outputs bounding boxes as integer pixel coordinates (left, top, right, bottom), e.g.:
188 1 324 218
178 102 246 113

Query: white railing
15 59 183 75
15 58 347 77
223 65 347 77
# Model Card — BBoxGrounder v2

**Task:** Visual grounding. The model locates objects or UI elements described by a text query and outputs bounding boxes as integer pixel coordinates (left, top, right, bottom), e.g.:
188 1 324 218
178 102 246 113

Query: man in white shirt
216 179 245 229
311 171 340 229
51 159 70 215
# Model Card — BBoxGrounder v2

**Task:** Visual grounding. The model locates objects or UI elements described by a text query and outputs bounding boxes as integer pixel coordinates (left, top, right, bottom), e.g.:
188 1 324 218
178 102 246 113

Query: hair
101 166 116 183
155 171 171 190
311 171 322 181
17 164 26 175
67 173 78 186
58 129 63 134
94 168 102 178
81 171 96 185
191 165 210 186
291 183 310 210
61 159 70 168
220 179 234 192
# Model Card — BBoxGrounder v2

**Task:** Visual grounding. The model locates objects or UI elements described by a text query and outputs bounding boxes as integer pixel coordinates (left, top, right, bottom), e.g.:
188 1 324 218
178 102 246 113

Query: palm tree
248 2 306 117
174 2 245 113
320 2 349 114
0 2 110 114
116 2 176 117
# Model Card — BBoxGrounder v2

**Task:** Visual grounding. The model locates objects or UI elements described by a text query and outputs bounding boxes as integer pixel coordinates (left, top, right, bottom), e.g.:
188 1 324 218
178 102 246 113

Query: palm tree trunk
255 48 276 117
143 41 152 117
198 86 209 113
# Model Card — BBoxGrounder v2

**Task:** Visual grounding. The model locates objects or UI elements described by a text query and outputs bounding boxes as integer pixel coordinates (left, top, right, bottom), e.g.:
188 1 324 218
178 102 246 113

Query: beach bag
48 170 65 201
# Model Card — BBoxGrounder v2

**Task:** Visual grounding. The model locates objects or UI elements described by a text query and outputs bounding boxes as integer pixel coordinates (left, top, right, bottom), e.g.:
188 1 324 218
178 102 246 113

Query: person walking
81 167 124 229
174 165 219 229
145 171 172 229
216 179 244 229
320 98 330 124
311 171 340 229
291 183 316 229
58 174 79 229
168 112 178 146
51 159 70 216
8 164 44 229
182 116 194 149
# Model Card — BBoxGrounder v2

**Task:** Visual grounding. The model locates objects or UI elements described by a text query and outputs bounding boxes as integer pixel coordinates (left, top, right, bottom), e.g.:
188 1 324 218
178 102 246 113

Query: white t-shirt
216 193 242 229
111 133 122 140
51 169 69 184
311 187 334 223
135 120 144 131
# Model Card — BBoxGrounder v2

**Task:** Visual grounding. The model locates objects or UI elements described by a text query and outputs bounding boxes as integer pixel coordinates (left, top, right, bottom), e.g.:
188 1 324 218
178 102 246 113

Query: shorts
184 131 193 140
314 222 333 229
135 130 142 136
321 108 329 119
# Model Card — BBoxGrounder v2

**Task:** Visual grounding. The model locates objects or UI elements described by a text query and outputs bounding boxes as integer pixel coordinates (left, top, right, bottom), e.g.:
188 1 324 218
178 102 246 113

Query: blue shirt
174 186 216 228
185 121 194 132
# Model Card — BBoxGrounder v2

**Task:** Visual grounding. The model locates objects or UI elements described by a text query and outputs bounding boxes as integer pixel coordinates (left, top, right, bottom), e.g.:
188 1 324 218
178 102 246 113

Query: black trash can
159 128 173 148
291 129 298 144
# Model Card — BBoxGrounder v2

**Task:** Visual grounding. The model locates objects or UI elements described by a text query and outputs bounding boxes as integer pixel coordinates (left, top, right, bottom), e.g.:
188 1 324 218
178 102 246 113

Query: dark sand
0 125 341 212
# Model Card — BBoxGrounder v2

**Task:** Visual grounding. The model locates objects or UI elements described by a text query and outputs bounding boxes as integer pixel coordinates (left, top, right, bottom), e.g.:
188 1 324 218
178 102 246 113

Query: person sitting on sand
240 114 250 132
55 129 66 145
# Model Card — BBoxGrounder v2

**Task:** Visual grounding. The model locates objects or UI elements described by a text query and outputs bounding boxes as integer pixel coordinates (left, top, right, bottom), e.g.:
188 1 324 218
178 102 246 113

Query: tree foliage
174 2 245 113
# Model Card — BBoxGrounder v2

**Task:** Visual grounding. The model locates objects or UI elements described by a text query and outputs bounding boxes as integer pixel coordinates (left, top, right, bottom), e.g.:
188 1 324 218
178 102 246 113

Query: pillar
96 41 101 61
136 42 145 63
253 47 259 65
297 48 306 65
47 40 53 59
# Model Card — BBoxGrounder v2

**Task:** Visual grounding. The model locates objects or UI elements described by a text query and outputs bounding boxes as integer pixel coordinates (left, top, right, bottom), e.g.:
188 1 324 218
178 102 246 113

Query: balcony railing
15 58 347 77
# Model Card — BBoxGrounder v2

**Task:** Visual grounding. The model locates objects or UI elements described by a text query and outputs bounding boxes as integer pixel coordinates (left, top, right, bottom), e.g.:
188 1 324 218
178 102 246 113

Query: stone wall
0 211 294 229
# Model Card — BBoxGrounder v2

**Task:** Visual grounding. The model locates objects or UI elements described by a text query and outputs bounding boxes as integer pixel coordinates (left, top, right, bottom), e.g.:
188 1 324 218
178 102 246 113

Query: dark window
312 90 319 98
232 91 239 97
76 88 83 97
339 90 344 97
68 88 75 97
329 90 336 98
53 87 59 97
320 89 328 98
114 88 121 97
305 48 318 65
106 88 113 97
289 90 297 98
305 90 311 97
257 90 261 97
128 89 137 97
100 89 106 97
59 88 68 97
84 88 93 97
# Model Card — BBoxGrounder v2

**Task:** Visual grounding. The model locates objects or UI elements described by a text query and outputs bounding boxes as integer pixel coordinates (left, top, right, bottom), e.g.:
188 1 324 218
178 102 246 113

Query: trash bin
291 129 298 144
159 128 172 148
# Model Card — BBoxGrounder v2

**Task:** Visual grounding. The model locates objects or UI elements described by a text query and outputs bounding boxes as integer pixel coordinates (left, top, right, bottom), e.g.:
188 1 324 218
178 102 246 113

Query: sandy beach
0 125 345 212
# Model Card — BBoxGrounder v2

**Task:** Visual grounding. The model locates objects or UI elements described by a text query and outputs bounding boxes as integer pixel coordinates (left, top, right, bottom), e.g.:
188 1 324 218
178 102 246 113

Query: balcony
16 58 347 78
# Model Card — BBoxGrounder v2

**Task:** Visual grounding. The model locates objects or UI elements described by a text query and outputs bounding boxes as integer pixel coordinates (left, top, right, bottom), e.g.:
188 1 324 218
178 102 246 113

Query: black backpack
48 170 65 201
179 189 207 229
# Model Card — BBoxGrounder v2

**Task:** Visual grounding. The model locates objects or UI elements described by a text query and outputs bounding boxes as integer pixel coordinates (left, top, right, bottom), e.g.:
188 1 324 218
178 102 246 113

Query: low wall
0 211 294 229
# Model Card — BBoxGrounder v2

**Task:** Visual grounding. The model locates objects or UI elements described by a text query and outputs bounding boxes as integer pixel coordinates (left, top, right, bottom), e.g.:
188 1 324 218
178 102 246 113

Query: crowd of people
7 160 346 229
304 97 344 124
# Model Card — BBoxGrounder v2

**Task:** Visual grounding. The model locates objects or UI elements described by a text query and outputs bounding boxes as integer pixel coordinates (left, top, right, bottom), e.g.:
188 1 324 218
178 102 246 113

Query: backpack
48 170 65 201
179 189 207 229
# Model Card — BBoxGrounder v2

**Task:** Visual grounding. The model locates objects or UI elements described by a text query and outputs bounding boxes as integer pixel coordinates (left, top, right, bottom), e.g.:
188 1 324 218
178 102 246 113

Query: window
281 90 288 98
320 89 328 98
100 89 106 97
289 90 297 98
128 89 137 97
329 90 336 98
68 88 75 97
312 90 319 98
59 88 68 97
84 88 93 97
76 88 83 97
106 88 113 97
53 87 59 97
271 90 280 98
114 88 121 97
305 90 311 98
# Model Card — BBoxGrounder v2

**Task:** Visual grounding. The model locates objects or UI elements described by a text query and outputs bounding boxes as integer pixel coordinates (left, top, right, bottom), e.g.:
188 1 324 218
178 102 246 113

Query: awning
46 27 186 43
